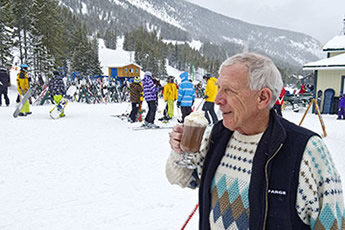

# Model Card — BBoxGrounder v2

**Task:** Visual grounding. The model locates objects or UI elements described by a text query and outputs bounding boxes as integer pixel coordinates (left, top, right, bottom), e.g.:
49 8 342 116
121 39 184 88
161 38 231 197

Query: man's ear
257 88 272 109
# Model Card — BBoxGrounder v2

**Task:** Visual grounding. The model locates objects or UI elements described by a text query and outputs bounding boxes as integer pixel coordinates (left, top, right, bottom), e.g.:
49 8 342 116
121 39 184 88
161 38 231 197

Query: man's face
215 63 259 134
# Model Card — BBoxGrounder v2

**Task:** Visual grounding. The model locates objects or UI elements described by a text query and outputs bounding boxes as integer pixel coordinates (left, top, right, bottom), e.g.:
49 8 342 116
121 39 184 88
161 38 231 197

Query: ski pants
20 95 30 113
130 102 139 122
167 100 175 118
202 101 218 124
54 95 64 116
181 106 192 123
145 100 157 124
0 87 10 106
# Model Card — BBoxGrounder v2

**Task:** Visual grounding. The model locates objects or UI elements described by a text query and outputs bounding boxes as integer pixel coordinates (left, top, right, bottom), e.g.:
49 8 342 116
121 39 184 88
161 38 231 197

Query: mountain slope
59 0 324 68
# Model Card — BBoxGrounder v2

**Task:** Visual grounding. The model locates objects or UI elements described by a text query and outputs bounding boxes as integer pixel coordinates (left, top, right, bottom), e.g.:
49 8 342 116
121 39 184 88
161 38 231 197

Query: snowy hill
60 0 324 68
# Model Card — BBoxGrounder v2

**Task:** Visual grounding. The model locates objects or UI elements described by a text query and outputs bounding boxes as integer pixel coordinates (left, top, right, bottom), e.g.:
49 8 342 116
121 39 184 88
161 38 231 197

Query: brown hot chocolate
180 125 207 153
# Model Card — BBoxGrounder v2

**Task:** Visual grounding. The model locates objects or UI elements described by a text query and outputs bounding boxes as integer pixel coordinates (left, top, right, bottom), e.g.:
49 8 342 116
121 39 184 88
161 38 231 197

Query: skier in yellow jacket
202 74 218 124
16 64 31 116
161 76 178 121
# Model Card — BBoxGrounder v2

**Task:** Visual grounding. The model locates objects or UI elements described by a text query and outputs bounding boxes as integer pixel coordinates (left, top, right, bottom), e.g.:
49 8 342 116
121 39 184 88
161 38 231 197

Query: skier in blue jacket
177 72 196 123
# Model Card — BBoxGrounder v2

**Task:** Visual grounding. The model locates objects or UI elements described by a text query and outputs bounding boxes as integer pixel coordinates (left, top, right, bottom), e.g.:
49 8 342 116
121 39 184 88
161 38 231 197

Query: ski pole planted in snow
181 203 199 230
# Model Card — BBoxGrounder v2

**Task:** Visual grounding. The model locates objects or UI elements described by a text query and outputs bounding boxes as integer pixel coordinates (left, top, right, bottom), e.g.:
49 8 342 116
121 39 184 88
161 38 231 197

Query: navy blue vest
199 110 317 229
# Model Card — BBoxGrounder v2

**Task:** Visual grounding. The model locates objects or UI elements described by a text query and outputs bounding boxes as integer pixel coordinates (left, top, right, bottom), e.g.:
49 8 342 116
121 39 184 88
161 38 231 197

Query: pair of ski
49 86 77 119
111 114 173 130
130 125 173 131
110 113 130 121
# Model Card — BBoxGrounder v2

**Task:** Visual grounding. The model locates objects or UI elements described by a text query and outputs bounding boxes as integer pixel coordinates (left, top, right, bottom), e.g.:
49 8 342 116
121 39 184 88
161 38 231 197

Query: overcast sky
187 0 345 44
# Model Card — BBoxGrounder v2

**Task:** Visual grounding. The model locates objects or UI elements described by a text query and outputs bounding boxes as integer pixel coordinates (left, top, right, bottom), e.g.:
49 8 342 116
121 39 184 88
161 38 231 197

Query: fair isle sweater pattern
165 129 345 229
209 131 262 230
296 137 345 229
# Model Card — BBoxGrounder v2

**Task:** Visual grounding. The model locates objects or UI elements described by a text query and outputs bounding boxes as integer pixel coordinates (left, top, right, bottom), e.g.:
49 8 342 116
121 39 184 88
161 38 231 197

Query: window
130 68 134 73
124 68 128 72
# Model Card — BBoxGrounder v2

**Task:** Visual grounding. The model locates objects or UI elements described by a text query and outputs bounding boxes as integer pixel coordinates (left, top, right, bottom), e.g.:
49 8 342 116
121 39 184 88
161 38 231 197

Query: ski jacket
0 69 10 89
204 77 218 102
275 87 286 105
177 72 195 107
163 82 177 101
48 75 66 96
16 71 29 95
199 110 317 230
142 75 158 102
130 82 143 103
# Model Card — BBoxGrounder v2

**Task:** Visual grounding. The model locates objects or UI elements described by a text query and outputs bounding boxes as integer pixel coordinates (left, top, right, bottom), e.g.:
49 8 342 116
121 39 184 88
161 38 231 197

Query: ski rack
299 99 327 137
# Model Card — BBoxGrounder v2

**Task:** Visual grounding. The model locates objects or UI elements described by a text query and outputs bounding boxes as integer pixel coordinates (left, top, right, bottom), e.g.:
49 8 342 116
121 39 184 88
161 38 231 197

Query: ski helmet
134 77 141 83
20 64 28 72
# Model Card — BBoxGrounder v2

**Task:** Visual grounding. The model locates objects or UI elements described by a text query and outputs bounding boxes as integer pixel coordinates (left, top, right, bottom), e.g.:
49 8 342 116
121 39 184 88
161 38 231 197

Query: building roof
323 35 345 52
303 53 345 70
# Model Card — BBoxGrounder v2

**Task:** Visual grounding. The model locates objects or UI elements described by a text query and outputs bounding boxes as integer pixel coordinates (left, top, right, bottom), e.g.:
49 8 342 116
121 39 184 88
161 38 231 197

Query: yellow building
303 25 345 114
108 63 141 80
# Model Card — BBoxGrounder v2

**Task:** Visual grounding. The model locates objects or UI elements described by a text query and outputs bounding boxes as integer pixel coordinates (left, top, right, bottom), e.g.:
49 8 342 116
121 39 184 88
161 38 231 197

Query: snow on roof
303 53 345 70
323 35 345 51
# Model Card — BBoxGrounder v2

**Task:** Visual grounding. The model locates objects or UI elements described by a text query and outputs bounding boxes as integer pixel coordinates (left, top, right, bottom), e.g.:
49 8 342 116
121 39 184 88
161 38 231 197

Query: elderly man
166 53 344 229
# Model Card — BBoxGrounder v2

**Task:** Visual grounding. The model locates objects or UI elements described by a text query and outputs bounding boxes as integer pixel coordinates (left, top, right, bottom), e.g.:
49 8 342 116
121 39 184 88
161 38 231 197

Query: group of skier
127 70 219 128
4 63 345 124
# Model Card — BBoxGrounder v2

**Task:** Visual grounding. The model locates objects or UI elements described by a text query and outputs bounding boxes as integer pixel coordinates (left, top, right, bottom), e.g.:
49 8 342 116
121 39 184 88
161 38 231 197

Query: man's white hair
219 53 283 109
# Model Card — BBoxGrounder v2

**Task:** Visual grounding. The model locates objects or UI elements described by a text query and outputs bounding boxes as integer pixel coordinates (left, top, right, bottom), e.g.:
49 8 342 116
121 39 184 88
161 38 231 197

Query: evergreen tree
0 0 13 66
104 28 116 49
11 0 34 64
89 37 102 76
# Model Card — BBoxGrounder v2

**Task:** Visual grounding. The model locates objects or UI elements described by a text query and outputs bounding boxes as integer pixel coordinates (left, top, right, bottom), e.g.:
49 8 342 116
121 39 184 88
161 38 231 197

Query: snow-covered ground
1 82 345 229
2 38 345 229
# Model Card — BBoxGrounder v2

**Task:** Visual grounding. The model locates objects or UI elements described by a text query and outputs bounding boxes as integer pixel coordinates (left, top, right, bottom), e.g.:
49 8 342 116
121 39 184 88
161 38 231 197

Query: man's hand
169 125 184 154
177 101 181 108
204 95 209 99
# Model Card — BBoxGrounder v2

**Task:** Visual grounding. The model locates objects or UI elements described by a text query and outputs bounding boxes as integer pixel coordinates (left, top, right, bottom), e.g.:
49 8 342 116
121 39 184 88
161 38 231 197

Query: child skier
48 71 66 117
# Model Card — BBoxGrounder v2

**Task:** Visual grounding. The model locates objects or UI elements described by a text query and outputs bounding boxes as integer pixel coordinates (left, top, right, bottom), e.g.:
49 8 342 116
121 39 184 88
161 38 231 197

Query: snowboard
13 88 32 118
49 85 77 119
138 101 143 122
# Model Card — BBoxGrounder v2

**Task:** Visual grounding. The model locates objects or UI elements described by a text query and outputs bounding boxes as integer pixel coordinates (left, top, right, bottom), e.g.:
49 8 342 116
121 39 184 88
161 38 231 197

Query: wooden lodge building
108 63 141 81
303 18 345 114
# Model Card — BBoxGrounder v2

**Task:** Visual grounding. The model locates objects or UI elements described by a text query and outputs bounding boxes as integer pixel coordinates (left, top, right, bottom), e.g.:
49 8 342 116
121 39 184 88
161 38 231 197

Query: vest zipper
262 143 283 229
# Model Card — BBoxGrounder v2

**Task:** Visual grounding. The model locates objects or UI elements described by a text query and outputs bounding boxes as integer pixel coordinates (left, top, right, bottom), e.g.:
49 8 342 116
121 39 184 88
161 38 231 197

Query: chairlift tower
343 16 345 35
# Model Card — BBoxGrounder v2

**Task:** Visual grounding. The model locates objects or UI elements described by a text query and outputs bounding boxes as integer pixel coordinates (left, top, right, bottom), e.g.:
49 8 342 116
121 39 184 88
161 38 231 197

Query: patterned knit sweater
166 128 345 229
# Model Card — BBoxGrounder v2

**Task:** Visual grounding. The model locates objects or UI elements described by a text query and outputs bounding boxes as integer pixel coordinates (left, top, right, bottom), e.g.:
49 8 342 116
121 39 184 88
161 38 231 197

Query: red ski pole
181 203 199 230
